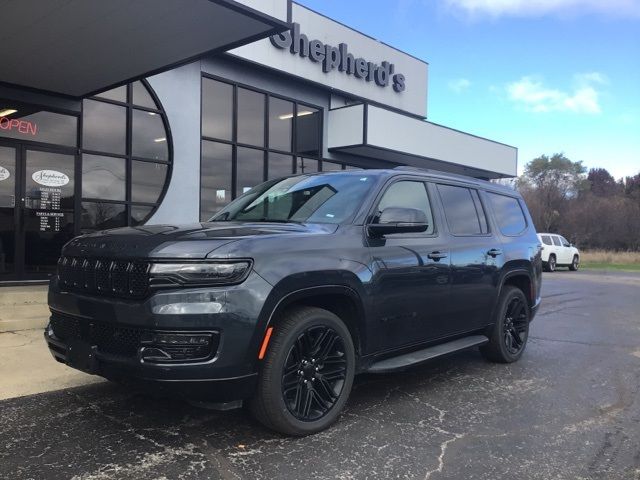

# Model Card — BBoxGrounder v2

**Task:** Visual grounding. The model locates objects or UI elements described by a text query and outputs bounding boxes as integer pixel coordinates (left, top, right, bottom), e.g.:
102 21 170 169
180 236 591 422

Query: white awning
328 104 517 178
0 0 290 98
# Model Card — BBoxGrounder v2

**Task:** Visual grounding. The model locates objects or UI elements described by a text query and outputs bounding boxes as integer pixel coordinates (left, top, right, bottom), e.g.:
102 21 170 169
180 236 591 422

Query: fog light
150 333 212 346
139 332 216 363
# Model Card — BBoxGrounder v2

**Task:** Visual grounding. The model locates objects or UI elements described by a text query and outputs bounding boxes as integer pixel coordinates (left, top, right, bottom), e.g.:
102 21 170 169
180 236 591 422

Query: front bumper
45 271 272 402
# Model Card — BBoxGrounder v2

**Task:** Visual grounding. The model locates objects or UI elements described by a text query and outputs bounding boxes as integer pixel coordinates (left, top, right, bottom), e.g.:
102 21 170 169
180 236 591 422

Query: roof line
292 1 429 66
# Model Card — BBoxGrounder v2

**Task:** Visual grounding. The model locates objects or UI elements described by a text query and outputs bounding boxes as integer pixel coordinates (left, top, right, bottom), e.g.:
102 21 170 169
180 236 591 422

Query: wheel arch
250 274 370 370
499 269 534 307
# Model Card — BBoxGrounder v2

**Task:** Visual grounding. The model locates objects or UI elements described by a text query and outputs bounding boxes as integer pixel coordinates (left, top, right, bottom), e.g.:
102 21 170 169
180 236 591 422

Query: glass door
21 148 76 276
0 146 17 277
0 145 77 280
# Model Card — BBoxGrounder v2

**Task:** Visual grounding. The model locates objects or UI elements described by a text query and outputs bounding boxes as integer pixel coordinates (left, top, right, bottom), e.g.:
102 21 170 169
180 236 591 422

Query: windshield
209 173 376 224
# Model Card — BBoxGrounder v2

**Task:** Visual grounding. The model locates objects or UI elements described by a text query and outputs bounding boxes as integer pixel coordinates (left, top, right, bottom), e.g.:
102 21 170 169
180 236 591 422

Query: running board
367 335 489 374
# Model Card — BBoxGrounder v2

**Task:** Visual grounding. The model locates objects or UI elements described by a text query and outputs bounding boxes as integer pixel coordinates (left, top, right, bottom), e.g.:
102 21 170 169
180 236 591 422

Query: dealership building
0 0 517 283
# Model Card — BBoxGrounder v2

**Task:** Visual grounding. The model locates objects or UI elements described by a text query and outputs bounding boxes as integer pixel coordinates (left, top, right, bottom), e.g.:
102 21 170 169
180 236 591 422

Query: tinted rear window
541 235 553 245
437 184 488 235
552 236 562 246
487 192 527 236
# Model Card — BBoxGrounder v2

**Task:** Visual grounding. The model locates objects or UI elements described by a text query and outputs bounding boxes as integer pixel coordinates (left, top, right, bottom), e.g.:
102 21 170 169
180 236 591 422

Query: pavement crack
424 427 466 480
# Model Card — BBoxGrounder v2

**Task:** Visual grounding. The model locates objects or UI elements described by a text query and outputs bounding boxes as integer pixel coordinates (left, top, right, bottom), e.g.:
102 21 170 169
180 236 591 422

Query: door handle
427 251 448 260
487 248 503 257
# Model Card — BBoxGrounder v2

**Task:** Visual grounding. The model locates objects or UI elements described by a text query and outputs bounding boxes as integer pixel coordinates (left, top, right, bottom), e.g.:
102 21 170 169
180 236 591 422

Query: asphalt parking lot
1 270 639 480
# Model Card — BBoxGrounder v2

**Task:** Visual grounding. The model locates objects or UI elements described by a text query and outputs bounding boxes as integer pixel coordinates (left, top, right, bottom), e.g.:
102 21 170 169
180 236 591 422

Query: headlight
149 260 252 286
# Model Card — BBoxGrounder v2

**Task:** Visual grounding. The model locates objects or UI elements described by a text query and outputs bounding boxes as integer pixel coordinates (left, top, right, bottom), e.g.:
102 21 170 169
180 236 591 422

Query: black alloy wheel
282 326 347 421
502 296 528 356
480 286 530 363
250 306 355 436
548 255 556 272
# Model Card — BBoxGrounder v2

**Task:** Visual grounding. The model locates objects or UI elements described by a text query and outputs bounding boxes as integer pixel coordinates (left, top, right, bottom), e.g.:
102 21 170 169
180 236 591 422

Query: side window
541 235 553 246
552 236 562 246
486 192 527 236
437 184 487 235
560 236 570 247
376 181 434 234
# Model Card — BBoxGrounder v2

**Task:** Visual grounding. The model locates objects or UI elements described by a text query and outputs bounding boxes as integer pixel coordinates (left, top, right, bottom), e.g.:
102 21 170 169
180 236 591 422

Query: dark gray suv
46 167 542 436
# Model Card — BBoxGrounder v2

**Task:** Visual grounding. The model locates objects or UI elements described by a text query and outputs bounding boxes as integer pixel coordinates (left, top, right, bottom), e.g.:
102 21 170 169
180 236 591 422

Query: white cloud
506 73 606 114
444 0 640 18
448 78 472 92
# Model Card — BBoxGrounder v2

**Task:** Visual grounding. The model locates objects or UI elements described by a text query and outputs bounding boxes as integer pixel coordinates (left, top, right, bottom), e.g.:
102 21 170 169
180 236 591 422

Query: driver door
366 179 452 352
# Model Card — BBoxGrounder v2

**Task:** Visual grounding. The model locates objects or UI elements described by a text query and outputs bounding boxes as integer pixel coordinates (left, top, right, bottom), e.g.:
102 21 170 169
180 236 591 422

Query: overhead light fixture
278 110 314 120
153 137 166 143
0 109 18 117
148 112 157 116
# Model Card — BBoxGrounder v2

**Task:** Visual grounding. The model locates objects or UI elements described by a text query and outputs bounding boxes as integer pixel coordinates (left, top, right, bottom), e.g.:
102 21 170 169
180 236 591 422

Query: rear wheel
481 286 530 363
249 306 355 436
569 255 579 271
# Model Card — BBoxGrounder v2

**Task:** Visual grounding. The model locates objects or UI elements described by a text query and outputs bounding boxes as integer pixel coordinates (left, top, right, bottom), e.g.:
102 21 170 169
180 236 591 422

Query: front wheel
249 306 355 436
545 254 557 272
481 286 530 363
569 255 579 271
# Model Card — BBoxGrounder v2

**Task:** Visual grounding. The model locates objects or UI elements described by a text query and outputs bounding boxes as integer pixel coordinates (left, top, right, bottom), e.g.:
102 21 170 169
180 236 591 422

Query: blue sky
298 0 640 179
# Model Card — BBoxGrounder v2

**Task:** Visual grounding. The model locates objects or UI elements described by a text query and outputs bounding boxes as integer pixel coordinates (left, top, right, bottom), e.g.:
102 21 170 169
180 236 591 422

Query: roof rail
393 165 485 182
393 166 432 173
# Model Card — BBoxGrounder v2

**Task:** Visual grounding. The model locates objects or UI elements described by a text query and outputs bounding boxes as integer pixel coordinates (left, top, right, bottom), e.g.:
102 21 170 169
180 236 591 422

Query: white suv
538 233 580 272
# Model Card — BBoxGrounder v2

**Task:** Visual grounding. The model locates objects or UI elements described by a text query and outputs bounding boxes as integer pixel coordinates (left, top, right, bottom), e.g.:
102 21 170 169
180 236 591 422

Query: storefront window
202 79 233 141
297 157 319 174
295 106 321 156
200 141 232 221
81 154 125 201
237 88 265 147
83 100 126 155
81 202 127 231
237 147 264 194
200 76 323 221
132 110 168 160
269 153 294 180
81 80 171 231
269 97 293 152
131 161 168 204
96 85 127 103
132 81 157 109
0 110 77 147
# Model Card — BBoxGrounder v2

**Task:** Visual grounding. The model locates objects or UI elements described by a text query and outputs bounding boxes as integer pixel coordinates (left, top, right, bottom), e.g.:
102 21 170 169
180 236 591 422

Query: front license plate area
67 340 98 374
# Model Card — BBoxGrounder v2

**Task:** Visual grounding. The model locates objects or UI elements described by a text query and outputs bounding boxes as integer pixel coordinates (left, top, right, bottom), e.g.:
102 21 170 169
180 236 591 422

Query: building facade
0 1 516 283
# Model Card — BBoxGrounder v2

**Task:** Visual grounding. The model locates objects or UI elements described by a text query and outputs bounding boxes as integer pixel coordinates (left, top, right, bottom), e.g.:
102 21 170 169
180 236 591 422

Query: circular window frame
80 79 173 231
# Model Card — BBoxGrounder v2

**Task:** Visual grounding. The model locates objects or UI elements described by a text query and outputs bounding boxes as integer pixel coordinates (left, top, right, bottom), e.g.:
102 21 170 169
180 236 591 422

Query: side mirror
368 207 428 237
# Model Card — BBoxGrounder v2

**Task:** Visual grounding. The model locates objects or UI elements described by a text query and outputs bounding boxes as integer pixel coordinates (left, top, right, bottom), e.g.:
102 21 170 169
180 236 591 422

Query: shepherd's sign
270 23 406 93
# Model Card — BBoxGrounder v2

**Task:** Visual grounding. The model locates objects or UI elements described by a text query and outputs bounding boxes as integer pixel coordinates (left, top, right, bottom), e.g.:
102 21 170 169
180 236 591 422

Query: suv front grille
57 256 150 298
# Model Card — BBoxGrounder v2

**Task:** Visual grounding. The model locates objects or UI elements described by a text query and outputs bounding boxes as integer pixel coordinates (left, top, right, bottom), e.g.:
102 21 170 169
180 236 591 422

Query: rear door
433 182 502 333
366 178 452 351
540 234 553 261
551 235 564 262
558 235 573 264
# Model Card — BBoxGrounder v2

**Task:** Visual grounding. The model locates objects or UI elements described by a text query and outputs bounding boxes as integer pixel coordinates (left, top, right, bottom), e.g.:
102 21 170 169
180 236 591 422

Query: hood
63 222 338 259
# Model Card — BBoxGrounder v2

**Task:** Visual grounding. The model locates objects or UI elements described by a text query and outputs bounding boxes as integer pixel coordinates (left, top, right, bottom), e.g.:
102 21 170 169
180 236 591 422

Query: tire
569 255 579 271
546 254 556 272
480 286 530 363
249 306 355 436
